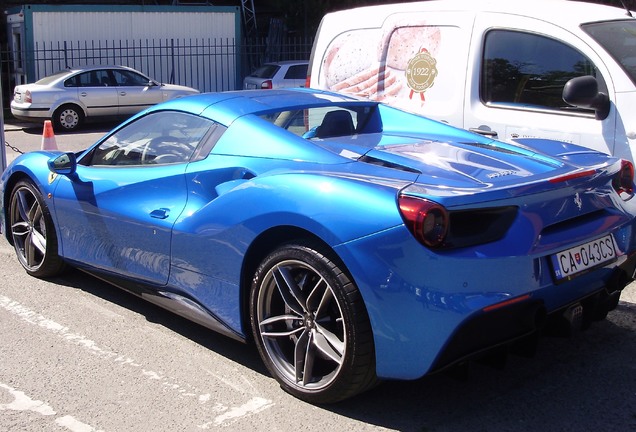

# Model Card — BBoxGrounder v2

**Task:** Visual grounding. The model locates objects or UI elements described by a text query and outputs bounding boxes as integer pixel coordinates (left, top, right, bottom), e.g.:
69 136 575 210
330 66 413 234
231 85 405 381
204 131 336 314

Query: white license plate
551 234 617 281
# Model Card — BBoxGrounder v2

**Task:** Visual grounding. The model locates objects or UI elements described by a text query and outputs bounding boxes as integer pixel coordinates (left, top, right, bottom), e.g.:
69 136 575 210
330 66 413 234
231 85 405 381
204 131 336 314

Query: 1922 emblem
406 48 438 102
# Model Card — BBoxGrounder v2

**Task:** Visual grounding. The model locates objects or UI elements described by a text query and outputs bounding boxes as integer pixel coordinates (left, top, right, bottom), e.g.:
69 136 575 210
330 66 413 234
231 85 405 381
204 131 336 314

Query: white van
308 0 636 162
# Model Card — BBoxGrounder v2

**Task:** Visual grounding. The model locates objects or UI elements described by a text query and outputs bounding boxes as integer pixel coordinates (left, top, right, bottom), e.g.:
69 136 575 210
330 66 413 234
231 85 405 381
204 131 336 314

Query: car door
69 69 119 117
51 111 215 285
111 69 164 116
464 12 617 157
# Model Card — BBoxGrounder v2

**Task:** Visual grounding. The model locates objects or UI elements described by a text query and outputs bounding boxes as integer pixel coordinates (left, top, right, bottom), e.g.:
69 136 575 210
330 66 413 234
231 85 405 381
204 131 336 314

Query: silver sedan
11 65 199 131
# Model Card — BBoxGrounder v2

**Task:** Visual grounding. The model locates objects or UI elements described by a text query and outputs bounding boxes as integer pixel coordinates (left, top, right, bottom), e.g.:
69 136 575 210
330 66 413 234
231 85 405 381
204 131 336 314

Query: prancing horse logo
574 193 583 211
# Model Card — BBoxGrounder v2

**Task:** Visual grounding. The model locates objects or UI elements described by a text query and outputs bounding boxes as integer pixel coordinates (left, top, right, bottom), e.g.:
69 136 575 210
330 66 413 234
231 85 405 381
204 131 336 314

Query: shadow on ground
52 268 636 432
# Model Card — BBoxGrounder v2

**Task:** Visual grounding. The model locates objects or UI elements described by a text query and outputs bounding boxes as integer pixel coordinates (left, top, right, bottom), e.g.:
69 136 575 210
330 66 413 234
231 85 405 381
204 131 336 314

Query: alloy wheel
256 259 346 390
10 185 48 272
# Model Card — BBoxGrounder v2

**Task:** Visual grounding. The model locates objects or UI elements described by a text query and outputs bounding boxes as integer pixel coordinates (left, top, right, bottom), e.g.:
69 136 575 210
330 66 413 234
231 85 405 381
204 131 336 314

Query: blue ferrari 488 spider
2 88 635 403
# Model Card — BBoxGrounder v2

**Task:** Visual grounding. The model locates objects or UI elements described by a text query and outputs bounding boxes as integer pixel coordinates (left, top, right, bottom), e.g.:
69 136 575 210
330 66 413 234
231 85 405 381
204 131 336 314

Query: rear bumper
337 215 636 380
10 103 51 122
429 251 636 373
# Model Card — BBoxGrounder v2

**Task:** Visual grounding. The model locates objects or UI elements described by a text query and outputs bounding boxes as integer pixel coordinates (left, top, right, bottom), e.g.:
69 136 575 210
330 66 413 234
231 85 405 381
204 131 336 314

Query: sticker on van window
317 17 471 120
406 48 438 101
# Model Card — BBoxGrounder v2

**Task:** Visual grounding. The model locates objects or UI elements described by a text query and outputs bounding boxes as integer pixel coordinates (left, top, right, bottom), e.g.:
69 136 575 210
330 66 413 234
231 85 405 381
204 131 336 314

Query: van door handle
469 127 498 138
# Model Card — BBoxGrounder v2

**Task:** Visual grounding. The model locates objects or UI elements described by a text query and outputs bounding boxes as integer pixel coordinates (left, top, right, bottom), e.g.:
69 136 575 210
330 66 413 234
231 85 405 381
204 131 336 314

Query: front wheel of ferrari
9 180 65 278
250 242 377 404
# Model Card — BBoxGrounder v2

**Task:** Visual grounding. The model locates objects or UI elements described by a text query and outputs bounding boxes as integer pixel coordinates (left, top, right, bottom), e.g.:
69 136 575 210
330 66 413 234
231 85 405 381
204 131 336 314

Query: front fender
0 151 64 240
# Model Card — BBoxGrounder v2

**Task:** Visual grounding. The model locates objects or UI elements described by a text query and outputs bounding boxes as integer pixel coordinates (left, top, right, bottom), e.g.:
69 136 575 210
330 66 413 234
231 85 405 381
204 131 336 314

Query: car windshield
35 70 73 85
250 64 280 78
582 20 636 85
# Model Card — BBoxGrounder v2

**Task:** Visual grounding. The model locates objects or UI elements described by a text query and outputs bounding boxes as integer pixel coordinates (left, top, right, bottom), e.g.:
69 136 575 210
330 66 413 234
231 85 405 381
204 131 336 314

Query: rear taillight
261 80 273 89
23 90 32 103
398 195 449 248
305 75 311 89
613 159 634 198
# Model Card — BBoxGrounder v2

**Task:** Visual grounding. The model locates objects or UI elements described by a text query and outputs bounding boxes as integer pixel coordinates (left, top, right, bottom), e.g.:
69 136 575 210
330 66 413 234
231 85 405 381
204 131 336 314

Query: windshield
582 20 636 85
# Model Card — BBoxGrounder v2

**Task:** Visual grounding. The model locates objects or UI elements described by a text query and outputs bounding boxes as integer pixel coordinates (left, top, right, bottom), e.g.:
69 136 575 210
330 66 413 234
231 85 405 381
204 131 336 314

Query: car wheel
250 242 377 404
53 105 84 131
9 180 65 277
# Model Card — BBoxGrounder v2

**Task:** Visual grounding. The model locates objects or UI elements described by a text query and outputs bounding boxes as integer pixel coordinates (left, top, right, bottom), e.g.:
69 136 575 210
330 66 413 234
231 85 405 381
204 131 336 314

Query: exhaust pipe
547 268 629 337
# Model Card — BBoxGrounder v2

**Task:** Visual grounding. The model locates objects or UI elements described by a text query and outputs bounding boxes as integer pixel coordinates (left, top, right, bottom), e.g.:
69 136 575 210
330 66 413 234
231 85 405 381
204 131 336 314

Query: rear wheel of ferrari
9 180 65 278
250 242 377 404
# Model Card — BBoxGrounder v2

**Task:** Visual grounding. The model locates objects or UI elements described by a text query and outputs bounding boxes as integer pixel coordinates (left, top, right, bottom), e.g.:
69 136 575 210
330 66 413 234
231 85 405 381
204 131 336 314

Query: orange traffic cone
41 120 58 151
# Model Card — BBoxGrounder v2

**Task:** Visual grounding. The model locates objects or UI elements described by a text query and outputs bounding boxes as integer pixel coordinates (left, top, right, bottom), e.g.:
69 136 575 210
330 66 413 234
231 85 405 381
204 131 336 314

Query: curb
3 122 38 132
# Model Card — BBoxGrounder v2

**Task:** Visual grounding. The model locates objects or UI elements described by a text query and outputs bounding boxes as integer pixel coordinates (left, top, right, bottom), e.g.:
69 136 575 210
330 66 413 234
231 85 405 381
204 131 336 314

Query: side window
284 64 308 80
481 30 605 113
65 71 112 87
75 72 94 87
112 70 150 86
86 111 216 166
64 76 79 87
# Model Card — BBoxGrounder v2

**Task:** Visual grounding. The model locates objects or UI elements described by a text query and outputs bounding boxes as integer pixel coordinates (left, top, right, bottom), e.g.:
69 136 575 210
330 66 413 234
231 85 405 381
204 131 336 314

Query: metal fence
0 36 313 115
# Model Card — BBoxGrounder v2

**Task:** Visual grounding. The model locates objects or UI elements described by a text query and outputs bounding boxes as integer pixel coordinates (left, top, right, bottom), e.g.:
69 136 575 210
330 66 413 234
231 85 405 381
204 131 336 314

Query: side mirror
562 75 610 120
48 152 77 176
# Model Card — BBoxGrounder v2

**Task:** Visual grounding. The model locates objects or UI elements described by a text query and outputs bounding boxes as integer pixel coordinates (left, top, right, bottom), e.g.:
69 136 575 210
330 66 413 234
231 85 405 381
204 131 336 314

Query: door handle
150 208 170 219
80 92 88 97
469 127 498 138
119 91 127 96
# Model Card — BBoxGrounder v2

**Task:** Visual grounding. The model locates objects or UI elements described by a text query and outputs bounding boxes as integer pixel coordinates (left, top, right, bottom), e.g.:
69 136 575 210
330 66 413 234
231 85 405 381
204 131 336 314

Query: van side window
582 20 636 86
481 30 605 113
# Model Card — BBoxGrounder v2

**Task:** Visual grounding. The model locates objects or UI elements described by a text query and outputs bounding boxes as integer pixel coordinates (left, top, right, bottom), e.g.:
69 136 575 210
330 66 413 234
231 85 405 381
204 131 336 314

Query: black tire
53 104 84 131
8 180 65 278
250 242 377 404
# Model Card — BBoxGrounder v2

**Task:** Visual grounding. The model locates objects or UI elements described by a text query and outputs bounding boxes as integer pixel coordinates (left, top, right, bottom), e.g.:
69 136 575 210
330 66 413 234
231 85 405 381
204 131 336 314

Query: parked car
309 0 636 162
10 65 199 131
243 60 308 90
2 88 635 403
